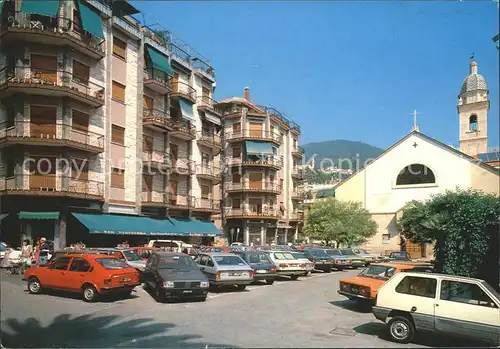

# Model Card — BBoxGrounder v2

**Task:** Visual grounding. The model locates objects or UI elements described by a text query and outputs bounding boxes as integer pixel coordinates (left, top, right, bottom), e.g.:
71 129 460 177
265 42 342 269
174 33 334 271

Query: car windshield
355 249 368 254
391 252 410 259
359 265 396 280
123 250 141 261
213 255 246 266
247 253 271 264
326 249 342 255
482 281 500 301
340 249 356 255
0 244 6 252
292 252 308 259
158 255 196 269
273 252 295 260
309 250 329 258
96 258 130 270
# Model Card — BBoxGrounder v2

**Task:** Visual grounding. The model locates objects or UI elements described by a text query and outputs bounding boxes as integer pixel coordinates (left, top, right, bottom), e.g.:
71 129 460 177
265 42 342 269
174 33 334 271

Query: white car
267 250 307 280
373 271 500 346
291 252 314 276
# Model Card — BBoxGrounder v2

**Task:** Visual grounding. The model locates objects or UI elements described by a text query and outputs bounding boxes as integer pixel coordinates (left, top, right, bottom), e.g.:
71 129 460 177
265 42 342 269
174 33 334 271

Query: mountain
300 140 384 183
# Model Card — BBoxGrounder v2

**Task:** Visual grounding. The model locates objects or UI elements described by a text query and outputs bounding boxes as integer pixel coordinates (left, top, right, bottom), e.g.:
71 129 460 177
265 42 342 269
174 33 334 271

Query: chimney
244 87 250 100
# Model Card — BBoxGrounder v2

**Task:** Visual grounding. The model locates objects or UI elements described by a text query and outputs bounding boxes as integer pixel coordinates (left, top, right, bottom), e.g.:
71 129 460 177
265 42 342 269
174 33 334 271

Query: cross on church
413 142 418 148
411 110 420 132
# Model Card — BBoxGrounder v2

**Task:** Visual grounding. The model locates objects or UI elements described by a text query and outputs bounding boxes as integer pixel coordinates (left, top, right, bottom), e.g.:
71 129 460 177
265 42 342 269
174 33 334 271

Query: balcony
166 194 193 210
0 121 104 153
0 67 105 107
197 96 222 117
225 182 280 194
142 191 167 207
226 129 282 146
291 190 304 201
143 68 172 95
171 119 196 140
226 156 282 170
0 12 105 61
0 174 104 200
192 197 220 213
196 165 221 182
292 146 305 158
291 168 305 180
171 159 195 175
289 211 304 221
290 121 301 135
142 150 169 171
171 81 196 104
197 131 222 152
224 207 280 220
143 108 173 132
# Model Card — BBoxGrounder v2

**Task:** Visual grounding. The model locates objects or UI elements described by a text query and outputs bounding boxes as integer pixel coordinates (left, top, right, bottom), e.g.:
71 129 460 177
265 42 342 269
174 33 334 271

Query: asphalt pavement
0 269 470 348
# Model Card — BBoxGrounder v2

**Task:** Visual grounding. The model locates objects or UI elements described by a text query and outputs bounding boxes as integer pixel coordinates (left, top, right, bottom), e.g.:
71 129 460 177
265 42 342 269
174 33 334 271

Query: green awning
315 189 335 199
245 141 274 156
78 0 104 40
18 211 59 220
146 46 174 77
179 99 195 122
21 0 60 17
0 213 9 221
169 218 223 237
0 0 5 17
72 213 182 235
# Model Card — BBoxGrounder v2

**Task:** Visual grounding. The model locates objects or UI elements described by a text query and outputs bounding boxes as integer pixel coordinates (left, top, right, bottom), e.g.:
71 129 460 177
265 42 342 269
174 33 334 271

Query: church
334 58 500 257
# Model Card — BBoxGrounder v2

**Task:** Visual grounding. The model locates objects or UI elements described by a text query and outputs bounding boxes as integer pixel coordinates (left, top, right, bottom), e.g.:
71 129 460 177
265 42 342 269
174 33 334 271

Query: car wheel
154 285 164 302
28 277 42 294
325 266 332 273
290 275 299 280
352 267 358 270
266 279 275 285
387 316 415 344
122 290 133 298
236 285 246 291
82 284 99 302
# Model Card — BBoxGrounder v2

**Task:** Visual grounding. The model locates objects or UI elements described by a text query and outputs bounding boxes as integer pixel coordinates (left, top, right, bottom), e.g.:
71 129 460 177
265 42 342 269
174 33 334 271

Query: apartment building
0 0 222 248
216 89 305 245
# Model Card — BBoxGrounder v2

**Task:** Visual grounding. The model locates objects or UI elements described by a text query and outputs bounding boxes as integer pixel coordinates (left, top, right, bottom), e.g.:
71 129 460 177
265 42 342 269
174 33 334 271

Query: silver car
194 252 254 291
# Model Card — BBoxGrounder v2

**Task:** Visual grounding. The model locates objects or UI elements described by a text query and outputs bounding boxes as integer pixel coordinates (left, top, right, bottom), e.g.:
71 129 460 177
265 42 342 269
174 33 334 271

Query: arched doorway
395 207 426 258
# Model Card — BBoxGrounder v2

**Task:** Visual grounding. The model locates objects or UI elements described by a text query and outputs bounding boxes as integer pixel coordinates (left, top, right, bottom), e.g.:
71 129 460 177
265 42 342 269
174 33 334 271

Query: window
269 199 274 209
143 95 154 114
30 156 56 175
201 182 211 199
143 135 153 154
382 233 391 243
232 145 241 158
198 255 210 266
201 153 210 167
72 9 82 33
52 257 71 270
440 280 498 308
205 257 214 267
280 179 283 190
111 168 124 188
111 124 125 145
232 198 241 209
73 60 90 83
6 104 14 128
69 257 91 272
72 158 89 180
72 109 89 132
396 164 436 186
232 167 241 183
269 174 274 183
232 122 241 135
113 36 127 60
395 276 437 298
5 155 15 178
469 115 478 132
112 81 125 102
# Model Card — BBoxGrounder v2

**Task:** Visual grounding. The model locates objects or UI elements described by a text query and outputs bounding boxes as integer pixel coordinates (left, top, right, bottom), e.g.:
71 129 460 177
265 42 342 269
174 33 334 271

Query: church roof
460 59 488 94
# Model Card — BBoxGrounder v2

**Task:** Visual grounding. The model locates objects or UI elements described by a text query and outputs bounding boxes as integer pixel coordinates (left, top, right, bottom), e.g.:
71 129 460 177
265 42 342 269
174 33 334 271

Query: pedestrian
21 239 33 271
38 237 50 266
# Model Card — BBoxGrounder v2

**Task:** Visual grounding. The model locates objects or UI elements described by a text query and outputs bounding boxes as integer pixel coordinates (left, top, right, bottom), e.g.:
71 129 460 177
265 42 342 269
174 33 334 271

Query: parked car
267 250 307 280
23 254 140 302
147 240 194 254
338 263 433 304
302 248 333 273
373 272 500 346
132 247 160 261
91 248 146 272
382 251 412 262
352 248 380 266
142 252 209 302
0 242 8 261
323 248 352 270
338 249 367 269
195 252 254 291
290 252 314 276
232 250 278 285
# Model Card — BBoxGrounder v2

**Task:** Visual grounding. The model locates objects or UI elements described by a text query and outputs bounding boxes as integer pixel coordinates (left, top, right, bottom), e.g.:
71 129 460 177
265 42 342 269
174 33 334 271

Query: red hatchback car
23 254 140 302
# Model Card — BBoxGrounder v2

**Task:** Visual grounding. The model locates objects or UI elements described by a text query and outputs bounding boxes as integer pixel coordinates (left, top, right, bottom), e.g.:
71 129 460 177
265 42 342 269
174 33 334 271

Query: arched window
396 164 435 186
469 115 478 132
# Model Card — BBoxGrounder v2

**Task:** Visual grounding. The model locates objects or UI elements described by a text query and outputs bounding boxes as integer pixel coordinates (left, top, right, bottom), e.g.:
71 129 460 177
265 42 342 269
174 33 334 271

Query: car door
393 274 437 332
196 254 209 275
435 279 500 343
66 257 92 291
201 256 216 280
142 254 155 287
46 256 73 289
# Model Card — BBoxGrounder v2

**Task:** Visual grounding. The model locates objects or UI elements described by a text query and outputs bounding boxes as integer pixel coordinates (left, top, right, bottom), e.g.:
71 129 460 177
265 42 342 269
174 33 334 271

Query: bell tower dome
457 57 489 156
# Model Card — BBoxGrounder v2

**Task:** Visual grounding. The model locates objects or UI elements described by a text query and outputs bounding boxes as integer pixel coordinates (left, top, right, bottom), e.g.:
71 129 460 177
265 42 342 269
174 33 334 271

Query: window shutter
112 81 125 102
73 60 90 82
111 168 124 188
111 124 125 145
72 109 89 132
113 36 127 60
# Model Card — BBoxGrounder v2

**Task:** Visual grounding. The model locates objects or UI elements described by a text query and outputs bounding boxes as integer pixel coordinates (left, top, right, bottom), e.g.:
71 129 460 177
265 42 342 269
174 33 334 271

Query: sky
132 1 499 150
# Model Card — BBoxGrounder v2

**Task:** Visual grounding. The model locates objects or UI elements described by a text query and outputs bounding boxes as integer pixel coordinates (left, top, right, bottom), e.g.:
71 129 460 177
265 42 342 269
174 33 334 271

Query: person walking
21 239 33 272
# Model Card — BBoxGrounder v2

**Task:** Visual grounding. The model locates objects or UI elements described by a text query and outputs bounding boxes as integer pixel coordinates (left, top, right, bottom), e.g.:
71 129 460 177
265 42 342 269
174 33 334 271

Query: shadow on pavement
329 300 372 313
0 313 237 348
353 322 491 348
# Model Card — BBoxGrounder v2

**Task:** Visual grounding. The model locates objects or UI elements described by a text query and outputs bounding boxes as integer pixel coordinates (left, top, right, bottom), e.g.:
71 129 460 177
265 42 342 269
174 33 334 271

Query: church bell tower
457 57 489 156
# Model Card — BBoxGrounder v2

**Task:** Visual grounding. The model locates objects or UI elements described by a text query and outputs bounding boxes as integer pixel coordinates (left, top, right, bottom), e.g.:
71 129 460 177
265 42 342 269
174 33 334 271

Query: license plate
351 286 359 293
316 261 324 264
120 278 131 283
183 290 192 293
229 272 241 276
256 270 267 274
289 264 297 267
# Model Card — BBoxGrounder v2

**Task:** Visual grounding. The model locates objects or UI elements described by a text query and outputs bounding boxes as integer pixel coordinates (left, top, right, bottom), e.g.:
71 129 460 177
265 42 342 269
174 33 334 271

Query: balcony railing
171 81 196 103
196 165 221 180
142 149 169 170
225 129 282 145
0 174 104 198
197 131 222 149
1 12 105 60
0 66 105 107
197 96 223 116
171 159 195 175
291 168 305 179
0 121 104 153
143 68 172 94
166 193 193 208
171 119 196 140
192 197 220 212
289 211 304 220
292 146 305 157
142 191 166 206
226 156 282 169
143 108 173 130
225 182 280 193
224 207 280 219
291 190 304 200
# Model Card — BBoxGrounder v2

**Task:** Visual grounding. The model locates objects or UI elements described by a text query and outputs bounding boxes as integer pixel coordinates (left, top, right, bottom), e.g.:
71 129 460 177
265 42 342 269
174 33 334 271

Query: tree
304 197 378 247
398 188 500 290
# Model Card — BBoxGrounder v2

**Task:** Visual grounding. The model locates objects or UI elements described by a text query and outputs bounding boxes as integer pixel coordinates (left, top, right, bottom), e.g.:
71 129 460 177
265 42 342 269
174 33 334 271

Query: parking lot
1 269 465 348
